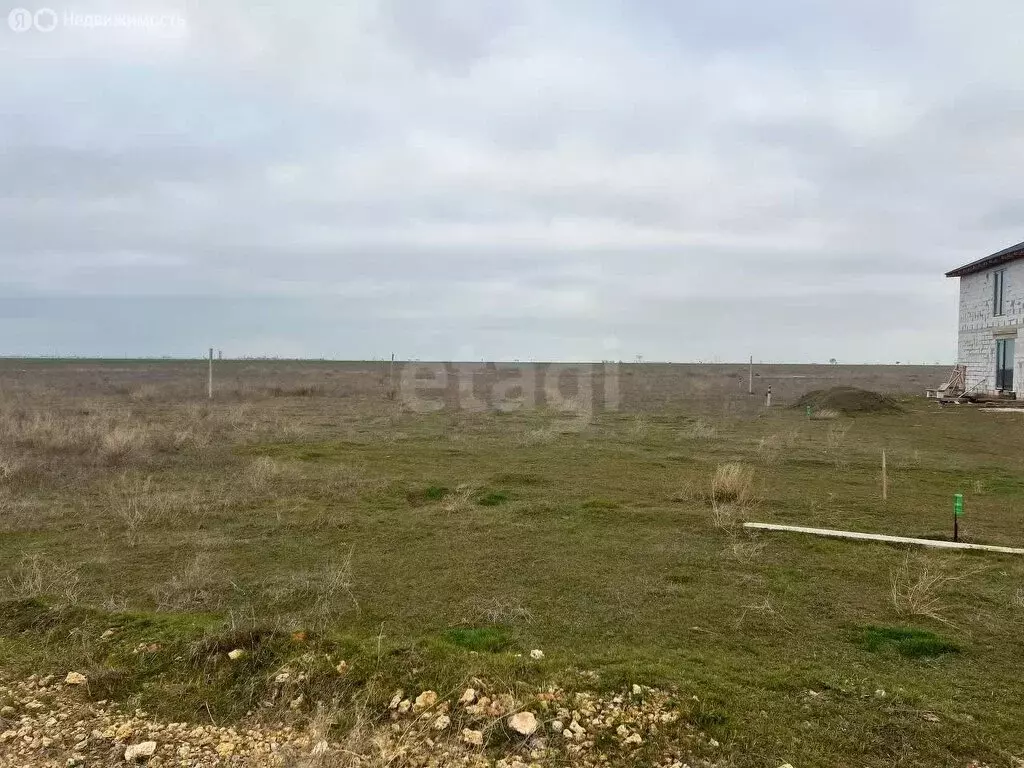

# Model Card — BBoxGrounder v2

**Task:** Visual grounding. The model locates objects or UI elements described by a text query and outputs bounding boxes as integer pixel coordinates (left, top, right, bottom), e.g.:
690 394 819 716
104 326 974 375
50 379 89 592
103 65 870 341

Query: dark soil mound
794 386 903 415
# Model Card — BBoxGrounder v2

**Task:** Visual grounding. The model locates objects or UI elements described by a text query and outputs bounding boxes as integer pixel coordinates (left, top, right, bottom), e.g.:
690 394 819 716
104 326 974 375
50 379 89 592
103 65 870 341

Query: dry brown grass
249 456 283 493
756 434 782 465
518 426 557 446
441 484 478 514
1012 587 1024 610
890 553 982 626
709 463 756 506
0 450 23 482
825 421 852 470
151 552 225 612
688 418 718 439
809 408 840 421
110 474 157 546
474 597 535 625
6 552 81 605
727 536 767 564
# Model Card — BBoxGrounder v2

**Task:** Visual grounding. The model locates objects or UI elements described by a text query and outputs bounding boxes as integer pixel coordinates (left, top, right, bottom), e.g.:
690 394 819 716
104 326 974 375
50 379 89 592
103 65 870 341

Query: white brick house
946 241 1024 395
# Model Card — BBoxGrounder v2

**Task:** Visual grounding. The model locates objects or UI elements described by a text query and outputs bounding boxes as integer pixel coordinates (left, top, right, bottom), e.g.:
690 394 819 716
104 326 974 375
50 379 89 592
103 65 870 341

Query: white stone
64 673 87 686
432 714 451 731
508 711 538 736
124 741 157 761
459 688 477 705
530 649 544 660
414 691 438 711
462 728 484 747
227 649 246 661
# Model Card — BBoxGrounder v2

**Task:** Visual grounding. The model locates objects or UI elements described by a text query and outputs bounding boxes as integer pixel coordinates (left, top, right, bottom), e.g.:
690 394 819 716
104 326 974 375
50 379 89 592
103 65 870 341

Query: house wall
957 260 1024 393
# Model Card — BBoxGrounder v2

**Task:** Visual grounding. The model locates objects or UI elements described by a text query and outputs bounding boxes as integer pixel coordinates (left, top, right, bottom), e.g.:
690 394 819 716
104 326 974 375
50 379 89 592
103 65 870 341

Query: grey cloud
1 0 1020 362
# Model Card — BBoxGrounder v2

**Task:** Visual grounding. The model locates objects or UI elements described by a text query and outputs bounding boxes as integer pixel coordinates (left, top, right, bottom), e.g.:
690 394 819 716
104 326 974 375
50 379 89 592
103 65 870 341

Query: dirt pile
794 387 903 415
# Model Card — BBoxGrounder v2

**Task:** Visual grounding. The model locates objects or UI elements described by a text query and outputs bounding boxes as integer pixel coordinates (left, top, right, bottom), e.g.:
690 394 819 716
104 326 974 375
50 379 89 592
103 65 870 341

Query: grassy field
1 359 1022 767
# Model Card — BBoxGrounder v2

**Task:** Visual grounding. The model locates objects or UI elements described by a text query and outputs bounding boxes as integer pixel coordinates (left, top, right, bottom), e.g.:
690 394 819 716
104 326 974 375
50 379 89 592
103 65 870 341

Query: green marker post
953 493 964 542
806 405 812 419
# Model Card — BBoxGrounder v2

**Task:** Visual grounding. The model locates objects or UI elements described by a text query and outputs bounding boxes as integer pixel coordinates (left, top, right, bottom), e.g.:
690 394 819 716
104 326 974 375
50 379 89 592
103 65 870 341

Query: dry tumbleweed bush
890 553 983 626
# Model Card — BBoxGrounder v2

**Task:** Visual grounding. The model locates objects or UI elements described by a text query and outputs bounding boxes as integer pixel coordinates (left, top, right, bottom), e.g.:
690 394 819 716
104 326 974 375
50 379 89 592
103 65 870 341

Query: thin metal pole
208 347 214 399
749 355 753 395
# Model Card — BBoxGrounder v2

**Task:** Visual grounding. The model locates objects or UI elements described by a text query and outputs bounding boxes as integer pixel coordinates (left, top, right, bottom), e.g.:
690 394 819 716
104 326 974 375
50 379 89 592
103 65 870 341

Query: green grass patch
856 626 961 659
407 485 450 505
441 626 514 653
476 490 510 506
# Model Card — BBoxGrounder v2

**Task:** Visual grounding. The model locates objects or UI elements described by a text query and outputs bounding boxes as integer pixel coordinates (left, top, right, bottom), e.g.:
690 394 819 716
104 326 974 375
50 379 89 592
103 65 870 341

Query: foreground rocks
0 674 320 768
0 672 726 767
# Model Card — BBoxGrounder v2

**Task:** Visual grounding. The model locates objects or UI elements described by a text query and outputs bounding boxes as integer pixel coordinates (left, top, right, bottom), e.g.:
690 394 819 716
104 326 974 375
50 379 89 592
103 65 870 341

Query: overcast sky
1 1 1021 362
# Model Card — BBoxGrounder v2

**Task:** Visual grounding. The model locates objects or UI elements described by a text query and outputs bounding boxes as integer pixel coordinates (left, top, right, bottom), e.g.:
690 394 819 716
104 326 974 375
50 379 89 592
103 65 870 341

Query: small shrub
890 553 980 626
6 553 81 605
438 485 474 513
857 626 960 659
709 463 755 506
110 474 157 546
248 456 281 493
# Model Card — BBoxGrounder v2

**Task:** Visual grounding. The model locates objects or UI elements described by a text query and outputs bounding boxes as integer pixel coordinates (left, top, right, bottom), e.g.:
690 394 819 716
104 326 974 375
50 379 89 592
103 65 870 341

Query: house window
993 269 1007 316
996 338 1015 391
